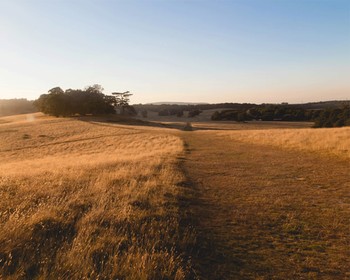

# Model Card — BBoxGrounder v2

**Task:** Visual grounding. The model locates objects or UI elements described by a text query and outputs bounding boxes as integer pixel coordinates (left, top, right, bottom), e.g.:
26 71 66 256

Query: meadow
181 125 349 279
220 126 350 159
0 113 349 279
0 113 195 279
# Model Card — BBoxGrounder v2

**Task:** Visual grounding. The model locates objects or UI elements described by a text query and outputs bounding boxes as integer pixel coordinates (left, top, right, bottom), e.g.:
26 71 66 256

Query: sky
0 0 349 104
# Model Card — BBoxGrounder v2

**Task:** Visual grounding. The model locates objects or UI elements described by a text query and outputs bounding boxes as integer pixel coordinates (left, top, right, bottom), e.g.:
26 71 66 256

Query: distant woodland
0 99 37 116
210 104 350 128
1 90 348 128
135 101 350 128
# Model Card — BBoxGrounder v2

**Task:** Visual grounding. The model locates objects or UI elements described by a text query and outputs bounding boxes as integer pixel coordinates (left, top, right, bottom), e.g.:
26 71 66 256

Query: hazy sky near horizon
0 0 349 104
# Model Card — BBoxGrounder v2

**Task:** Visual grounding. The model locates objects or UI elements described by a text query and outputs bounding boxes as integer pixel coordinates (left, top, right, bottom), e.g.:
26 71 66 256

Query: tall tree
111 91 135 115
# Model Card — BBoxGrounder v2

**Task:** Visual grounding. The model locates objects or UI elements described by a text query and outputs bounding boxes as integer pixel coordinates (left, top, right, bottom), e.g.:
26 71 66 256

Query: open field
220 126 350 159
181 130 349 279
0 113 195 279
0 113 349 279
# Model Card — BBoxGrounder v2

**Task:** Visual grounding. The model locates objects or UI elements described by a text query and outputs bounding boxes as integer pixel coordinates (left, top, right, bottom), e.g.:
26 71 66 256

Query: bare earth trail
179 131 350 280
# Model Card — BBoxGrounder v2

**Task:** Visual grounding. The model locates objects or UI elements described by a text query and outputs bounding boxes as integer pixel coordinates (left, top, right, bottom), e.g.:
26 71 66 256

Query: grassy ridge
0 114 196 279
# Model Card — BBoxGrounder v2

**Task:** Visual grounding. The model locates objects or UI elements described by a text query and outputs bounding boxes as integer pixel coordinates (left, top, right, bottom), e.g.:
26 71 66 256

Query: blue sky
0 0 349 103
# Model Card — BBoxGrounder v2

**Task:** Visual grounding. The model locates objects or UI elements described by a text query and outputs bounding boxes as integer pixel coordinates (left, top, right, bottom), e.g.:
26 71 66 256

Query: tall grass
220 127 350 159
0 114 196 279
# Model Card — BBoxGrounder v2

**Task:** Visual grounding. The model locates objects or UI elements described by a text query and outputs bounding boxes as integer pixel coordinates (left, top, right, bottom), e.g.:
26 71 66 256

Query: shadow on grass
174 141 250 280
178 138 279 280
75 115 224 131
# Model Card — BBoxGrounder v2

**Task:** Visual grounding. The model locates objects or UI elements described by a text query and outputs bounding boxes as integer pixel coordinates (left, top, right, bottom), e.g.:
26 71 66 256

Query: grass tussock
221 126 350 159
0 114 196 279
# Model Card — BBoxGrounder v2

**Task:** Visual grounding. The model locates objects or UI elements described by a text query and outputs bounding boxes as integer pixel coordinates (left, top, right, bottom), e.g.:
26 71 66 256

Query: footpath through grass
181 130 350 280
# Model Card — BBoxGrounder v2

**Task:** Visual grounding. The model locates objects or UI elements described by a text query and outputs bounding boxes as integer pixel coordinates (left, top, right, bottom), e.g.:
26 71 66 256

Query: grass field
0 113 195 279
182 130 349 279
220 126 350 159
0 113 349 279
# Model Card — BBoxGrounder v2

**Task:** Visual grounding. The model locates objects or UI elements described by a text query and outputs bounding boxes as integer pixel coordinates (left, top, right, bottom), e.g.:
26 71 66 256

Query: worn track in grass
180 131 350 279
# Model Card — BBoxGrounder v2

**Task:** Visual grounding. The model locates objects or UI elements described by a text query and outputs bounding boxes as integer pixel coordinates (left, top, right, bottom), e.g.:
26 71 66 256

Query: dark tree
141 110 148 118
111 91 135 115
188 109 202 118
34 85 135 117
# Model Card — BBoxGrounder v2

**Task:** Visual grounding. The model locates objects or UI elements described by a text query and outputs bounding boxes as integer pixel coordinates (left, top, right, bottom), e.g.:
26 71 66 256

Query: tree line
34 85 136 117
210 104 350 127
4 90 347 128
134 100 347 114
135 102 349 127
156 108 202 118
313 107 350 127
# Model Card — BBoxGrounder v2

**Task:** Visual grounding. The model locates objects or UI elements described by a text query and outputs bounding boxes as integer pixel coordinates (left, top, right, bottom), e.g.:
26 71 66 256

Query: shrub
188 110 202 118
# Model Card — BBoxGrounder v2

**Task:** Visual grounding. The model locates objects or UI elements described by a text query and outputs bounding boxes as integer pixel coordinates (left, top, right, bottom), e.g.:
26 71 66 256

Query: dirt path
180 131 350 280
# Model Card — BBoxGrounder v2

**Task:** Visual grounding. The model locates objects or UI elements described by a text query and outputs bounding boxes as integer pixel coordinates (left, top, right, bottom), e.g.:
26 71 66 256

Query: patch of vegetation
188 110 202 118
313 106 350 127
141 110 148 118
211 104 350 127
212 105 313 121
158 108 184 117
34 85 136 117
183 122 193 131
134 100 348 117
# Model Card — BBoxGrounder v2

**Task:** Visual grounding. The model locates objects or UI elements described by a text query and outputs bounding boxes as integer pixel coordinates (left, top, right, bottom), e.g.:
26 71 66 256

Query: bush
176 111 184 117
188 110 202 118
183 122 193 131
141 110 148 118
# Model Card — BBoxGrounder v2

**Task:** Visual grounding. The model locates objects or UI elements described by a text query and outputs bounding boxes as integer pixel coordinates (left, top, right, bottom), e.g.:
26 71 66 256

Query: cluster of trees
211 104 350 128
313 106 350 127
211 110 247 122
188 109 202 118
134 101 347 116
158 108 184 117
0 99 36 116
134 103 253 114
156 108 202 118
33 90 349 128
134 101 349 127
211 105 314 122
34 85 136 117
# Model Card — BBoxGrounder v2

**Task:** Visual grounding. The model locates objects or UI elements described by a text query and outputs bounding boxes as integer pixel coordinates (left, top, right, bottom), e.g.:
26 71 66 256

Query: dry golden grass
219 126 350 159
182 130 350 279
1 113 348 279
0 114 196 279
